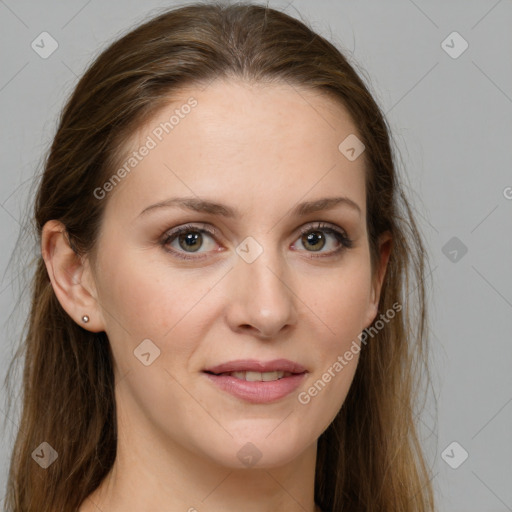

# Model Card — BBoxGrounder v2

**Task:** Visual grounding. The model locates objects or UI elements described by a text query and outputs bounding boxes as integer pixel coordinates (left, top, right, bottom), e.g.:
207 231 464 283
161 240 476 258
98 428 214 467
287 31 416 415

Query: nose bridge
227 236 297 337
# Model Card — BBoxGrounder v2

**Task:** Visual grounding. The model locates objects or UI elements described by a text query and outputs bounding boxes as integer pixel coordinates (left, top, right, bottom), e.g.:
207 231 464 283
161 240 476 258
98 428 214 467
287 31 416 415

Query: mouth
202 359 307 403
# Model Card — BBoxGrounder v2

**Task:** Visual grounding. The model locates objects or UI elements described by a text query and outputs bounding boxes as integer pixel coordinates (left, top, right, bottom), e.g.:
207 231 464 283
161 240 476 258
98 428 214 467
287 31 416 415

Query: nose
225 246 298 340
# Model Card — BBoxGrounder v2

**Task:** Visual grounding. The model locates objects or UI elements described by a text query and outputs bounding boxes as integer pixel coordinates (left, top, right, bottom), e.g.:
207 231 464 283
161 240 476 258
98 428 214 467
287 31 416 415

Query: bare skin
42 78 391 512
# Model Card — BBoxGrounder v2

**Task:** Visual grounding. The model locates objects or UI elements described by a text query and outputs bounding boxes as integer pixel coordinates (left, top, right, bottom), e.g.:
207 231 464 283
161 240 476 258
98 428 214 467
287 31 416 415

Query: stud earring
82 315 90 323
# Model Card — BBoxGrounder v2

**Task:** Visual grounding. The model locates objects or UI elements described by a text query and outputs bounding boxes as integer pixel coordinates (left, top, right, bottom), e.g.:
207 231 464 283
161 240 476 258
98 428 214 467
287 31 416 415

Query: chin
201 431 311 470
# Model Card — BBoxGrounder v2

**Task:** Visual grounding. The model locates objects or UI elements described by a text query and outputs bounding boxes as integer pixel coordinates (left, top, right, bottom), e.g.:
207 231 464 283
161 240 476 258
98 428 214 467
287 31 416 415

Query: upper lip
204 359 307 374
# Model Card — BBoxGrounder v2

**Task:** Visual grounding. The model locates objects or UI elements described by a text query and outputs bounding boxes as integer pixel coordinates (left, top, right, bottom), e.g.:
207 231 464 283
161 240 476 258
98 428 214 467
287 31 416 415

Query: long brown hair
3 2 436 510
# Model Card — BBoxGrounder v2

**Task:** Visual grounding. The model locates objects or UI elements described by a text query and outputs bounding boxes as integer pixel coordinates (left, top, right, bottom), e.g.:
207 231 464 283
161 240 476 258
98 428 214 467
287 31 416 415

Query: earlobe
41 220 105 332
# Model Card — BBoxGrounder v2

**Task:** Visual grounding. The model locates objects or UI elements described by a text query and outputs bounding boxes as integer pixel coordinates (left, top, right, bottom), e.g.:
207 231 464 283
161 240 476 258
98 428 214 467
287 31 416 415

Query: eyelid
161 222 219 242
296 221 348 237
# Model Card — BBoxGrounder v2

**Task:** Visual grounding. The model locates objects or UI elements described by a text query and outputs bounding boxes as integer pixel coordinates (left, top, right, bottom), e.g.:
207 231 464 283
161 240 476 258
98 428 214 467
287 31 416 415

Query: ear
363 231 393 329
41 220 106 332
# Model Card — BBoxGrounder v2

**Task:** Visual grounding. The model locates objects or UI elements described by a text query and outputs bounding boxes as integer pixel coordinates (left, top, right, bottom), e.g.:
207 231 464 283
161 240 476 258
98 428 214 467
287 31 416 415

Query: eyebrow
138 195 362 219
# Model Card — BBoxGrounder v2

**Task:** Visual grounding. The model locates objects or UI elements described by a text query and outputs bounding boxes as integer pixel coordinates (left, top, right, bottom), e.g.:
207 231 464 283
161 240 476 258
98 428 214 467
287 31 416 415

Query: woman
3 2 435 511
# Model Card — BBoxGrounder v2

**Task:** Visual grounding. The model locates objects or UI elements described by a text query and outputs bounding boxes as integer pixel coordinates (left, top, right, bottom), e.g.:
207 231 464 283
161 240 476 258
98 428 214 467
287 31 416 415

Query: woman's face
86 78 390 469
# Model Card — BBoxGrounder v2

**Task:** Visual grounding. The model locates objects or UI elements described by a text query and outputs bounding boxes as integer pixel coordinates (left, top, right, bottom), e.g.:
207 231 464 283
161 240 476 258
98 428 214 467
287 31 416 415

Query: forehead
102 78 367 224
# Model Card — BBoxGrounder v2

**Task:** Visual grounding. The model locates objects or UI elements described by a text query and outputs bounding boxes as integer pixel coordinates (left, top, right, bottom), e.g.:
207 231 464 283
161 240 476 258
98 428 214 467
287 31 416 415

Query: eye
292 222 353 258
160 222 353 261
161 223 219 260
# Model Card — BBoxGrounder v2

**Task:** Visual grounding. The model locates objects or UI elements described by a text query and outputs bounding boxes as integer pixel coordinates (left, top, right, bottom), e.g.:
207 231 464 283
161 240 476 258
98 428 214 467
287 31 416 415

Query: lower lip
203 372 307 403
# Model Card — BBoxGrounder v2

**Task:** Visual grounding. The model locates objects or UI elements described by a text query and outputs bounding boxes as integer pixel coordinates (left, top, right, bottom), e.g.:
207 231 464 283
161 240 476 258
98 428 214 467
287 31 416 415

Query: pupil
179 232 201 251
304 231 325 251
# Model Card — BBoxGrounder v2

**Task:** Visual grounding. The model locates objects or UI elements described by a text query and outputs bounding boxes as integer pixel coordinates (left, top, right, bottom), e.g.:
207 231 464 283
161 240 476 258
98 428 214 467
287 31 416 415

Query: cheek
295 272 367 433
300 258 373 343
295 259 370 410
94 246 225 378
96 245 207 332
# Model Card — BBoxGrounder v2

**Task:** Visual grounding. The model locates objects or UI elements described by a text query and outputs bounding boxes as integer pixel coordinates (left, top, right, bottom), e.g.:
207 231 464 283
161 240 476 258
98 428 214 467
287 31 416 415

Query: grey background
1 0 511 510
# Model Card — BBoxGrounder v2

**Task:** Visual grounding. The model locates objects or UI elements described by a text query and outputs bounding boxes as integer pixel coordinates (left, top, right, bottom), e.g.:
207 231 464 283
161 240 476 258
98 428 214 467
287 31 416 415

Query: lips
202 359 307 403
203 358 307 375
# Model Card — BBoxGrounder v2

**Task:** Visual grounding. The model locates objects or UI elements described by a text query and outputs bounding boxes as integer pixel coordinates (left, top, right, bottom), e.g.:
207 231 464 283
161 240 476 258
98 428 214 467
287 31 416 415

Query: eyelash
160 222 353 261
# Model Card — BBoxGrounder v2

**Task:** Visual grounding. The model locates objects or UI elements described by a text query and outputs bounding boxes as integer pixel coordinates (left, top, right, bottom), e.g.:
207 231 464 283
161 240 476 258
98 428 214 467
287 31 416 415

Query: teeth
227 370 292 381
261 371 280 382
